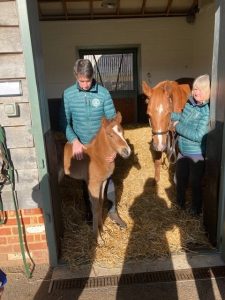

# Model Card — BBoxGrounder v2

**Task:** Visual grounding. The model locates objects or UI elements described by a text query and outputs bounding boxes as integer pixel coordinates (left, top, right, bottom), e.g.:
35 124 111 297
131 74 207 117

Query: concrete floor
2 252 225 300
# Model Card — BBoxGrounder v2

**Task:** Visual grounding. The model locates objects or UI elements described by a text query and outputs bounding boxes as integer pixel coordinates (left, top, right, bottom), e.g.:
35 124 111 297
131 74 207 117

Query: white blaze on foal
112 125 131 157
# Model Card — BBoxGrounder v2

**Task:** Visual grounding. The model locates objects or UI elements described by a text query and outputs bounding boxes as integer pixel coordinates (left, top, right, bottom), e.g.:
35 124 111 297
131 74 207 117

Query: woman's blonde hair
192 74 211 102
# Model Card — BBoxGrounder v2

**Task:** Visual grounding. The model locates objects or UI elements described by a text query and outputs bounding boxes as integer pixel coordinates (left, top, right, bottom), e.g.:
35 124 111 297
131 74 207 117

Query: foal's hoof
108 211 127 229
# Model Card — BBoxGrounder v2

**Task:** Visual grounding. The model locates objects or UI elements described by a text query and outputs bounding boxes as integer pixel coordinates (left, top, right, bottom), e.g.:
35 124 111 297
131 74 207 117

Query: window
79 49 137 93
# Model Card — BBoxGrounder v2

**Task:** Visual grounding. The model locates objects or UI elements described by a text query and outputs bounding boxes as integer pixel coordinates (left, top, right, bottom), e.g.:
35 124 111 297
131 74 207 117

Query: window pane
83 53 134 91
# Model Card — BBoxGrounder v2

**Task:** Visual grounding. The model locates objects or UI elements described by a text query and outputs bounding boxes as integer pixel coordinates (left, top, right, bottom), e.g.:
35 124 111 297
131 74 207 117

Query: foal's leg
88 182 102 242
99 180 107 229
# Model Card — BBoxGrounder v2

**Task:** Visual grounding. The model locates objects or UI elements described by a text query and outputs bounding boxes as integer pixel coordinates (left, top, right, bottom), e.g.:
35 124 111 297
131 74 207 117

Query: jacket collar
75 79 98 93
189 96 209 107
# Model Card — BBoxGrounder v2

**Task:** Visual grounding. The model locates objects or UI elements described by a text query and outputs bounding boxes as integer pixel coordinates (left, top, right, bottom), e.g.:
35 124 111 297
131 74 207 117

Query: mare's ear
115 111 122 124
169 82 191 112
142 81 152 98
179 84 191 97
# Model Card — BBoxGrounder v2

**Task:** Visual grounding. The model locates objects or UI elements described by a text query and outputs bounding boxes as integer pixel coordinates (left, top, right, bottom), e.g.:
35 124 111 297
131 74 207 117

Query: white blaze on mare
158 103 164 114
156 103 164 151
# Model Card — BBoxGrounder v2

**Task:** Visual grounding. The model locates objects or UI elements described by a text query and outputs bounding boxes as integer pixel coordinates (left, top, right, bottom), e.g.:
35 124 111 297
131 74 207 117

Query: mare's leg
106 178 127 228
154 151 162 183
175 155 189 209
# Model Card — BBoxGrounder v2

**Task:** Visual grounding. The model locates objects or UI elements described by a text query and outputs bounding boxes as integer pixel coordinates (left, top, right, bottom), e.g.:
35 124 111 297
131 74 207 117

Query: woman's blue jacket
171 97 210 156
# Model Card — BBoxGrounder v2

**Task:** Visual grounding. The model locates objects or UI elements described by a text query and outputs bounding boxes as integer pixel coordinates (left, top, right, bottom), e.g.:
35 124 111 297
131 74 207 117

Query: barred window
80 50 136 92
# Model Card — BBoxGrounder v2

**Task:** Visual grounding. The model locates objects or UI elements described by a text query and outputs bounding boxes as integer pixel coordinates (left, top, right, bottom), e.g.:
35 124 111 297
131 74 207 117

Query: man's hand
72 139 86 160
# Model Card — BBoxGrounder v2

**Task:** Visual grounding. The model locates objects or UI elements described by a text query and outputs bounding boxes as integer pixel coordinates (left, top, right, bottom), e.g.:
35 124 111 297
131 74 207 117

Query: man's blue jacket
61 80 116 144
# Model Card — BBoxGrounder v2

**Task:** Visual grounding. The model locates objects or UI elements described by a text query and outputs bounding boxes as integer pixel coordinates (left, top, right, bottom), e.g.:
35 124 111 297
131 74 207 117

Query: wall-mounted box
0 81 22 97
4 103 19 117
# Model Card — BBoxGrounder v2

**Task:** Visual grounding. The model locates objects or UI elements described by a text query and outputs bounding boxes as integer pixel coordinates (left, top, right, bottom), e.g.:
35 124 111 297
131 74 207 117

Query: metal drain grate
48 266 225 294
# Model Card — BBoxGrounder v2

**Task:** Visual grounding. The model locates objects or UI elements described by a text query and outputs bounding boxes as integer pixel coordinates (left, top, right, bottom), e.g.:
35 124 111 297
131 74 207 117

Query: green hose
0 125 31 278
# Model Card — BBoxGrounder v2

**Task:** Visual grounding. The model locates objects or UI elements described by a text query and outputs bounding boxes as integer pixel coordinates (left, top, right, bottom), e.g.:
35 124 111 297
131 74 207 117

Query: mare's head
102 112 131 159
142 80 190 152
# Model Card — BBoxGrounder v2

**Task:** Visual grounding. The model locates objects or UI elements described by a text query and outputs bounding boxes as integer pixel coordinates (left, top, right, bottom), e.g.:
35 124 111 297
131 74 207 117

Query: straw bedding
60 124 213 269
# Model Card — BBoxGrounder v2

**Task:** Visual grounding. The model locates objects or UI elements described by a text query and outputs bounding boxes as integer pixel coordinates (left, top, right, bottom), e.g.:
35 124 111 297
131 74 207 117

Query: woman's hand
169 121 178 131
72 139 86 160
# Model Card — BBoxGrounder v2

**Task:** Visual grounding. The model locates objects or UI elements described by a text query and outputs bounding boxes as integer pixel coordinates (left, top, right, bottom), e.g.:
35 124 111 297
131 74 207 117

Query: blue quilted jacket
171 97 210 156
61 80 116 144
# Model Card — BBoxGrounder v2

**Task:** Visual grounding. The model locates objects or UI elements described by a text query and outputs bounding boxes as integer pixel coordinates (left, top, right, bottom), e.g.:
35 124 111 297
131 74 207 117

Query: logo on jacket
92 98 101 107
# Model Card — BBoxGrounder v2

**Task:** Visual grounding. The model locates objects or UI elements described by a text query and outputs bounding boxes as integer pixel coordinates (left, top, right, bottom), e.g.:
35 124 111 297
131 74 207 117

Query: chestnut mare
142 80 191 183
58 112 131 243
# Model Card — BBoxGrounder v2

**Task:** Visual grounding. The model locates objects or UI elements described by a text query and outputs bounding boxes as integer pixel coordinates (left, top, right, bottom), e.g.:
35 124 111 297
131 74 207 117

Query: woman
172 74 210 216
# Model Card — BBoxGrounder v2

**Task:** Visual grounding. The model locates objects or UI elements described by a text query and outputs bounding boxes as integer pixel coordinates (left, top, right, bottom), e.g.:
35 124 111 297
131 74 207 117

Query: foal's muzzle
120 147 131 158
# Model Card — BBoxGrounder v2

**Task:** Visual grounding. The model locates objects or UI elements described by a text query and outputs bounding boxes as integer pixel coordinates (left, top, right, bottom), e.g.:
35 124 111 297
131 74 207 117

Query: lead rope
0 125 31 278
166 129 178 164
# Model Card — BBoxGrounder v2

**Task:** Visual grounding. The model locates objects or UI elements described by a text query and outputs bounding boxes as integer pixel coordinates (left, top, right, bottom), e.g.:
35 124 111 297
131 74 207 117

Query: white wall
40 2 215 98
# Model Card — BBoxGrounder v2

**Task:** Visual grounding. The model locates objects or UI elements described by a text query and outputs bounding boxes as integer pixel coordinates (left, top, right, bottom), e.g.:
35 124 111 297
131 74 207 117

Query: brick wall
0 1 52 267
0 208 49 267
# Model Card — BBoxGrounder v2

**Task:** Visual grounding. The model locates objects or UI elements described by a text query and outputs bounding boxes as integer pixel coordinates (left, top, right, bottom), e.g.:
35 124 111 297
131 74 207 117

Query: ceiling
37 0 200 22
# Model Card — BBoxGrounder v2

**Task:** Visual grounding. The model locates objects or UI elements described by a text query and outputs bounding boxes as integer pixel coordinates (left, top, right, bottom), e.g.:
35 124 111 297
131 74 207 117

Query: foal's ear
115 111 122 124
102 117 109 128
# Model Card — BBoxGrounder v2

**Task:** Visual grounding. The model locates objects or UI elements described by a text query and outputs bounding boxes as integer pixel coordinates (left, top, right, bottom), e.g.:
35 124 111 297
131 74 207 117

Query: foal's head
142 81 174 152
102 112 131 158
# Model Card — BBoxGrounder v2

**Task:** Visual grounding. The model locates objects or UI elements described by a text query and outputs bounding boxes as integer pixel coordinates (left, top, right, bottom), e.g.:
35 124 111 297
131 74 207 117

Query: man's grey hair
73 59 94 79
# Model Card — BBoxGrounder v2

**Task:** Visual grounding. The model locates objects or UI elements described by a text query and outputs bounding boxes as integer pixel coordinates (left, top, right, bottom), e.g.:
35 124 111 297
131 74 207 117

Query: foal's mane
87 115 120 146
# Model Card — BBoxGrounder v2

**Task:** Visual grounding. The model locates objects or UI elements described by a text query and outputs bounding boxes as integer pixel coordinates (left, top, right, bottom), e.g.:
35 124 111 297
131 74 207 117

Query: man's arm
63 92 78 142
104 90 116 119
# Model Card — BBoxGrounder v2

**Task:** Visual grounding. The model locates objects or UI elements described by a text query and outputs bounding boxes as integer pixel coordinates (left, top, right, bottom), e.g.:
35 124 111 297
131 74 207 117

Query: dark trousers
175 155 205 213
82 177 116 220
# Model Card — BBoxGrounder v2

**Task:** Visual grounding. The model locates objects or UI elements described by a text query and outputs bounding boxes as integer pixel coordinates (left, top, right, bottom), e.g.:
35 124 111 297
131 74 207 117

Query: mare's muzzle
151 130 169 152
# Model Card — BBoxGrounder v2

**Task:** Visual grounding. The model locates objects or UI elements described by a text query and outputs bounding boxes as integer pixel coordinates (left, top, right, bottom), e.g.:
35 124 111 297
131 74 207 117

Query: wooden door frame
16 0 58 266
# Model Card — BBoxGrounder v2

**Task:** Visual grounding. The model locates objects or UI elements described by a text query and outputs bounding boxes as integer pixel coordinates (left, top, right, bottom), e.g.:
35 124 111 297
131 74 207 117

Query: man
60 58 126 227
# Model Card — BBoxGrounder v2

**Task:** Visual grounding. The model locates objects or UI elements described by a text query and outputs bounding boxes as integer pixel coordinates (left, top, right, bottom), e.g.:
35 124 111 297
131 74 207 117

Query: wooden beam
192 0 198 7
141 0 147 15
116 0 120 15
90 0 94 19
62 0 68 19
38 0 102 2
39 11 188 21
166 0 173 15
